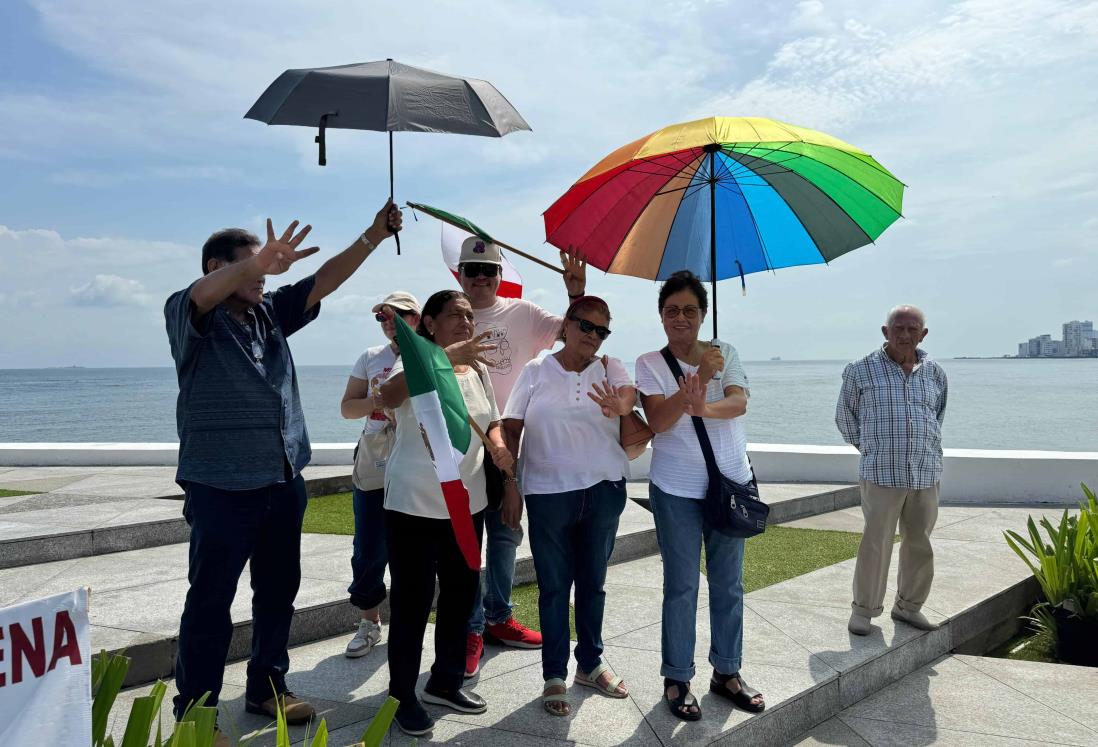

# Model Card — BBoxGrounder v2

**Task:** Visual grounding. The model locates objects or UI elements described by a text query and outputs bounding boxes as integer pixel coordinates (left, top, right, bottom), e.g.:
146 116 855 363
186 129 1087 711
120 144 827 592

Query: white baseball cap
458 235 503 266
372 291 421 315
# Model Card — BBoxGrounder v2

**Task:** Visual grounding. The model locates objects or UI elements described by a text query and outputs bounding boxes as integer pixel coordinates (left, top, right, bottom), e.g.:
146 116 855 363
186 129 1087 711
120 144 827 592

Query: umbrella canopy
246 59 531 253
245 59 530 158
543 116 904 335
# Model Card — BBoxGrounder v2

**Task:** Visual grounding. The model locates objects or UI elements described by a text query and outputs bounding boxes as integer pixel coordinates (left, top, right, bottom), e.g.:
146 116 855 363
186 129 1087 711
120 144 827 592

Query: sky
1 0 1096 368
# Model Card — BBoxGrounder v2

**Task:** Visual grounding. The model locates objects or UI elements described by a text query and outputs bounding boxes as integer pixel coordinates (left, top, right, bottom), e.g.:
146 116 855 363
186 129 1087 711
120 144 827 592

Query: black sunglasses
569 316 611 340
461 262 500 278
375 310 415 322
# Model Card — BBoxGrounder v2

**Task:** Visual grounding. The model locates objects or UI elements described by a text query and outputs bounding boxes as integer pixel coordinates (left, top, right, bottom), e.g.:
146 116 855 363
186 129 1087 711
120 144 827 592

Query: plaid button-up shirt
836 346 948 489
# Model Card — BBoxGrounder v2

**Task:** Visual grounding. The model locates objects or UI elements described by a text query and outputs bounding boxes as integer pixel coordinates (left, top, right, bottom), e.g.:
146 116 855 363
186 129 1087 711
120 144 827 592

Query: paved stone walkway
794 654 1098 746
104 503 1067 746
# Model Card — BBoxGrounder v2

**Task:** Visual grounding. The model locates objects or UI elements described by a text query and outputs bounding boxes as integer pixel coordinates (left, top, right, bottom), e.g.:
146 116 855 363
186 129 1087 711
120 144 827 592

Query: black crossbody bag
660 347 768 537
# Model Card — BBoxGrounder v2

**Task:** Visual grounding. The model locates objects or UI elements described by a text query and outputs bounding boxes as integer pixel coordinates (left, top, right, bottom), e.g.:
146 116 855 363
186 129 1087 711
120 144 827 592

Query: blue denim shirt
164 276 320 491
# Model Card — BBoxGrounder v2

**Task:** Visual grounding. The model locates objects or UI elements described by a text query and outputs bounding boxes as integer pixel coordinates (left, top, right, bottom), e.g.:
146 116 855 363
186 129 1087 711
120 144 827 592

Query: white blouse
383 361 500 519
503 354 632 495
635 342 752 500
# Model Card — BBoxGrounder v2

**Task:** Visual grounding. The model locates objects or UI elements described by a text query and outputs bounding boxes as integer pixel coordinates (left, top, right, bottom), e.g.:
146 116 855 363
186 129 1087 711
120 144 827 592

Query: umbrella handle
315 111 338 167
390 131 401 255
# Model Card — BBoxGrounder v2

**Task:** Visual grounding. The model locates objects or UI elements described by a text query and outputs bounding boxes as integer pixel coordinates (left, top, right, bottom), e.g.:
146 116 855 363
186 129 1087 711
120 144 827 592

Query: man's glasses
569 316 611 340
662 305 701 319
375 310 415 323
461 263 500 278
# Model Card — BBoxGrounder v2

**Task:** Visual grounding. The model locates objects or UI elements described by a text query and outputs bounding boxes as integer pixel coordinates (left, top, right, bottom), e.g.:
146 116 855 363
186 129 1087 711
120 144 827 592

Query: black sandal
664 678 702 721
710 671 765 713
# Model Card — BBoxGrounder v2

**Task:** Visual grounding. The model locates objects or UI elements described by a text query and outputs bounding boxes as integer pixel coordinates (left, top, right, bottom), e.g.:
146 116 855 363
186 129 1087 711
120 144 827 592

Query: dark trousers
526 479 627 681
173 475 308 716
349 487 388 610
385 508 484 704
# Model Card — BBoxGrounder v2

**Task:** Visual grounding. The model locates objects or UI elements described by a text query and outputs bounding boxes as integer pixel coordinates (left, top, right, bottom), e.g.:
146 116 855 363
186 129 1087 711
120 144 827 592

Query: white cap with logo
458 235 503 266
372 291 421 315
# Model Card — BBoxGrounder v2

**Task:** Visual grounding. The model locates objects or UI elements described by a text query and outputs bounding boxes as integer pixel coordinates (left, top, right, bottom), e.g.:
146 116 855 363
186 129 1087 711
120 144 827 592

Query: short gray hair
885 305 926 327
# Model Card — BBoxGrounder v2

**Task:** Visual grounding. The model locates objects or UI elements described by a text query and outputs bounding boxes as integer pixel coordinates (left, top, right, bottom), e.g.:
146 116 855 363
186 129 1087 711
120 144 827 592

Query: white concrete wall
2 442 1095 505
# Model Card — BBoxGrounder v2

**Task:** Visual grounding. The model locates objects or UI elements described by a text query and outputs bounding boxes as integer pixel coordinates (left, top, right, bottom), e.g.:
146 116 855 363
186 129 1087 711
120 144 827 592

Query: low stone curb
0 473 356 569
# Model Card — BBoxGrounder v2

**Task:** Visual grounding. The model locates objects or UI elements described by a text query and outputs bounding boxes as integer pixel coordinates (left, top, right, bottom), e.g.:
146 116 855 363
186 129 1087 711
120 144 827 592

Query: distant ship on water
770 356 781 361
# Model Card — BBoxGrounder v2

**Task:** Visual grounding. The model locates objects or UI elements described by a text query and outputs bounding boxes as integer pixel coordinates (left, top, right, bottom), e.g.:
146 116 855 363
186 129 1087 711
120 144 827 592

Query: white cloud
70 274 155 307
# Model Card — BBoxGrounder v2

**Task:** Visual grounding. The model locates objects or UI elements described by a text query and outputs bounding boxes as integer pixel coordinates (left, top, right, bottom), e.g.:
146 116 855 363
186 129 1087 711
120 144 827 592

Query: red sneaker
484 617 543 649
464 632 484 678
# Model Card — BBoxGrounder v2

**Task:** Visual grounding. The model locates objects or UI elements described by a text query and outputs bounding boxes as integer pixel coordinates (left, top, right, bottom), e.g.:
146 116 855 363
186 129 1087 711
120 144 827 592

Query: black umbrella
245 58 532 252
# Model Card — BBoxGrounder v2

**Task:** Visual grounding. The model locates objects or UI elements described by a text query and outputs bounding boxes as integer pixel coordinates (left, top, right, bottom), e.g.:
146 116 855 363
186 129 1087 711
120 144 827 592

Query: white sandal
542 678 571 716
575 662 628 698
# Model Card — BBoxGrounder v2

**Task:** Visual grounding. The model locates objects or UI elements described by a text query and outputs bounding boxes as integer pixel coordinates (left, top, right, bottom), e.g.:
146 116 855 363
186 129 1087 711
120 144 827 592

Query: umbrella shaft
709 150 717 341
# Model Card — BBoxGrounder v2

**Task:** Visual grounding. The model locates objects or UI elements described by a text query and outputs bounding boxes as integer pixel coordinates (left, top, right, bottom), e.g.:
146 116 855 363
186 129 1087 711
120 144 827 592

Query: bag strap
659 346 757 489
660 347 722 482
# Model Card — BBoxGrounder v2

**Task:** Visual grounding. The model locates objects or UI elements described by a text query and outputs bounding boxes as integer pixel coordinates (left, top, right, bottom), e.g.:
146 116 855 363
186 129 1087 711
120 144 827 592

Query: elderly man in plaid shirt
836 305 948 636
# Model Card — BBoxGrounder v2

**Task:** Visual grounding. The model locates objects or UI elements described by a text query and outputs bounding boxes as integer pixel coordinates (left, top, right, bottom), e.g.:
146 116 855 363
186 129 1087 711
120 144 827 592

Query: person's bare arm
379 373 409 410
341 376 378 420
306 201 401 310
502 418 524 461
698 385 748 420
639 389 690 433
485 422 514 473
190 220 318 318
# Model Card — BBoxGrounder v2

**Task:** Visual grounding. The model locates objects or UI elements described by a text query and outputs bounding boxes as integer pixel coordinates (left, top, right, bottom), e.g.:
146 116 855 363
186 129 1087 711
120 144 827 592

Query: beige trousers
852 480 939 618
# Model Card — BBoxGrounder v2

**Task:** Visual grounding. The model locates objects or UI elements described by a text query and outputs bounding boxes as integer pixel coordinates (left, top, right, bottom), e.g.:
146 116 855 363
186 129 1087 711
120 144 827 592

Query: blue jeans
650 483 746 682
173 474 307 716
467 507 522 633
526 479 627 681
348 487 387 610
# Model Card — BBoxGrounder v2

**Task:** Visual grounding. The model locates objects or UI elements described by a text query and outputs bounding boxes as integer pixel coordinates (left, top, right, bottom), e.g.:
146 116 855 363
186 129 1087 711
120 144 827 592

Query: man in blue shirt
164 200 401 737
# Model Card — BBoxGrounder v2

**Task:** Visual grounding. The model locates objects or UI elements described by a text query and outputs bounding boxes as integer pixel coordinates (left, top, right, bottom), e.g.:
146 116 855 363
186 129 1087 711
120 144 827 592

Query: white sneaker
345 619 382 658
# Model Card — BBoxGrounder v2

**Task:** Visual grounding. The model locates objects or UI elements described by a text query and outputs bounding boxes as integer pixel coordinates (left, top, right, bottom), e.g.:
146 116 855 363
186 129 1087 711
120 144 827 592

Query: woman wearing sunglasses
339 291 420 659
500 296 636 717
634 270 765 722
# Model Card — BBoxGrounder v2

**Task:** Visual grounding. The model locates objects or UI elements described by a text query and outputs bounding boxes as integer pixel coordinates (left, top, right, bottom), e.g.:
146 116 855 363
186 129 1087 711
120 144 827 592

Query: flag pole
468 416 516 480
406 202 563 275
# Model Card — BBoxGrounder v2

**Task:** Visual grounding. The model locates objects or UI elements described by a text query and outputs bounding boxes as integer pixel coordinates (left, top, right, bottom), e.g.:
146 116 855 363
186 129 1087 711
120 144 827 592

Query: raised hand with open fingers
587 379 630 418
254 219 320 275
560 245 588 298
679 373 708 418
445 330 497 368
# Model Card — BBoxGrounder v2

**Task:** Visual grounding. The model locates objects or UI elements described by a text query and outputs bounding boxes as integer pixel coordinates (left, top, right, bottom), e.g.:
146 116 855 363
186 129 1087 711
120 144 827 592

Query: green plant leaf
309 719 329 747
360 696 399 747
169 720 197 747
92 650 131 746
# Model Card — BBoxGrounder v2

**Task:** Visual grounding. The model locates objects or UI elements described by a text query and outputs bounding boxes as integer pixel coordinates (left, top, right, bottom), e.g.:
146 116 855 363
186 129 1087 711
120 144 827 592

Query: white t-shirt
473 297 562 409
503 355 632 495
635 342 752 499
349 343 398 436
383 361 500 519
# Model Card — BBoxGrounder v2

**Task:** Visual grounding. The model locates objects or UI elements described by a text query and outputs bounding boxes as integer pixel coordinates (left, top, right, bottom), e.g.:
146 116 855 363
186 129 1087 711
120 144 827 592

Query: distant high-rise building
1063 320 1094 356
1018 343 1029 358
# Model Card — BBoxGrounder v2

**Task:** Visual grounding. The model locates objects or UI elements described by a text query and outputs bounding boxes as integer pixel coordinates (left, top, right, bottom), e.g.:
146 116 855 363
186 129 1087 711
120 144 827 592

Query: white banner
0 589 92 745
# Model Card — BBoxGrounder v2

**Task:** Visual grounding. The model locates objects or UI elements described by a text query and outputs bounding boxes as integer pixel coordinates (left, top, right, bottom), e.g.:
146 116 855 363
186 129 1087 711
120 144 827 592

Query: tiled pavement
103 504 1076 746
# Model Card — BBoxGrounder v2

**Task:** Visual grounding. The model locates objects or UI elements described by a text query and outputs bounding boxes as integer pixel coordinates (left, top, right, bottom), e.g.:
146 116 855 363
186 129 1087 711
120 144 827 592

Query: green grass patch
0 488 35 498
307 492 878 640
702 525 875 590
302 491 355 535
986 629 1058 663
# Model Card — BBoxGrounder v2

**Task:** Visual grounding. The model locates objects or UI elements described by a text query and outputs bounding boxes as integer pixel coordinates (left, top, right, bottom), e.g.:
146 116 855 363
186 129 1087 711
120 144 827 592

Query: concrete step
1 481 857 687
0 478 857 570
104 503 1052 747
0 467 356 569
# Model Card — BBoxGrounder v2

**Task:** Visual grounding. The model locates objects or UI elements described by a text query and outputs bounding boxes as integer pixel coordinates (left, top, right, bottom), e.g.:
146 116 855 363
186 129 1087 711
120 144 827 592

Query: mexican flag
394 315 482 571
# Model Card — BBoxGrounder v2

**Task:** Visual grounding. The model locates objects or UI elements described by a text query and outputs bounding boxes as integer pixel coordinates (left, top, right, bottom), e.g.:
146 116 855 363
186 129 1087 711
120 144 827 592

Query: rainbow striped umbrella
544 116 904 337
